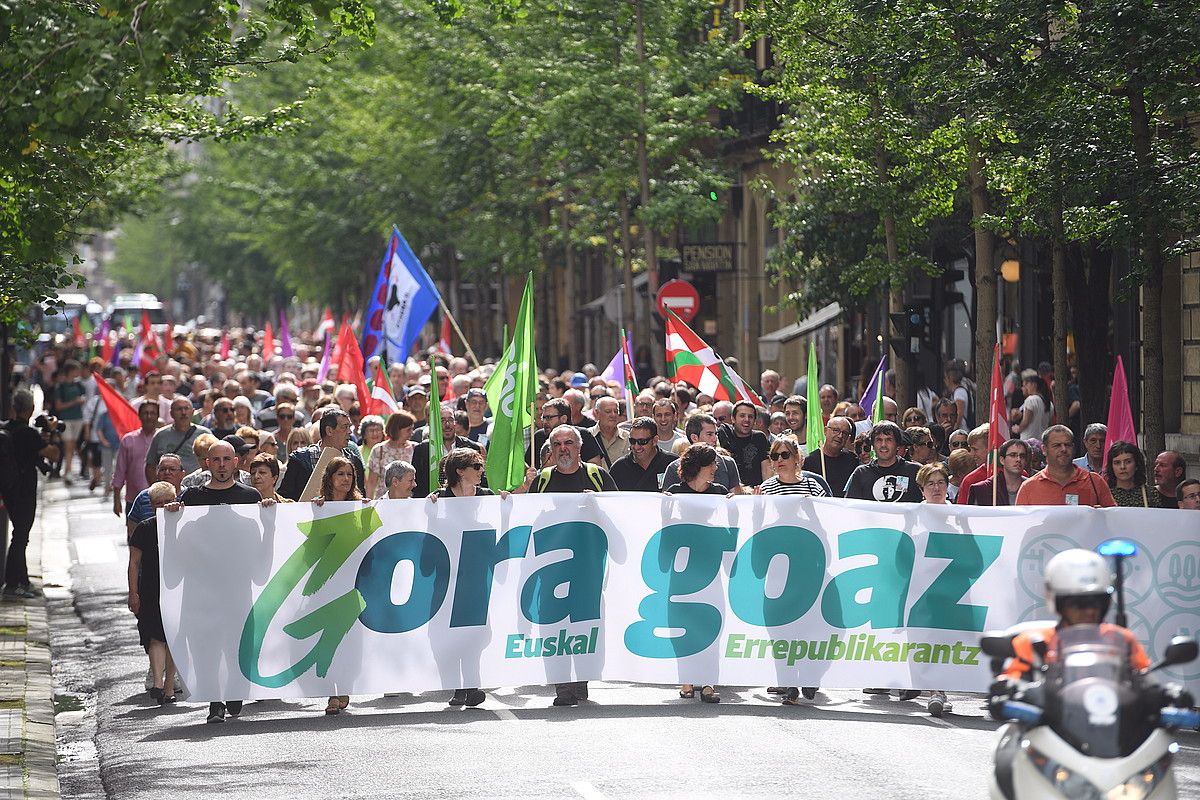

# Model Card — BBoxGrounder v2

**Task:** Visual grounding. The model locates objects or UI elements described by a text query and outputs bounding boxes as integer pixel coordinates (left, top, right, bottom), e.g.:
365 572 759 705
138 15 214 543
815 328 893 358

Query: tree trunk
619 194 638 345
1050 202 1070 427
1126 82 1165 455
871 101 908 408
1069 243 1113 431
967 135 997 420
558 201 575 369
633 0 660 374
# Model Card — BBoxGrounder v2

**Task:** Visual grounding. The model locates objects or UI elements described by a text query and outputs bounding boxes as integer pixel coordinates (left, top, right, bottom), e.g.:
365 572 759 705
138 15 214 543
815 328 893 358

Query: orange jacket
1003 623 1150 680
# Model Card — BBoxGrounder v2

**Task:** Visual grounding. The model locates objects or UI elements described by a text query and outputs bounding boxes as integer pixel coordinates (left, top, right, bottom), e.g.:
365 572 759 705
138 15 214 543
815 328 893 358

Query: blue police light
1097 539 1138 558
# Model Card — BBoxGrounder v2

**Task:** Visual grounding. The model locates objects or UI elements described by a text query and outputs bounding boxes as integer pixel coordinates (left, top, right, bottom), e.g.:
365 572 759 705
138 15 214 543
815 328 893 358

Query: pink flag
1102 356 1137 471
219 331 230 360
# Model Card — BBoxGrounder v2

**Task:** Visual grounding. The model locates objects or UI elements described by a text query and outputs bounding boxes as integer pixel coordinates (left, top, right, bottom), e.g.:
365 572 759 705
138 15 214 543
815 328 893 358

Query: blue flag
361 226 442 364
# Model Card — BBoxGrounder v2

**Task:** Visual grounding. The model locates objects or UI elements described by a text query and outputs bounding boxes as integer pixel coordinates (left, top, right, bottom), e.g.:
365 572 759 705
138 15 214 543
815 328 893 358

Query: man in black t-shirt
609 417 677 492
843 422 922 502
170 440 261 722
0 391 61 597
717 401 772 487
528 424 614 706
801 415 859 498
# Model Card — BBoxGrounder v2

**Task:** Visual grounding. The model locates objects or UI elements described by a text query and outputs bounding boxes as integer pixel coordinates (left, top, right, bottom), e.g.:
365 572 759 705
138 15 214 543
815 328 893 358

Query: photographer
0 390 61 598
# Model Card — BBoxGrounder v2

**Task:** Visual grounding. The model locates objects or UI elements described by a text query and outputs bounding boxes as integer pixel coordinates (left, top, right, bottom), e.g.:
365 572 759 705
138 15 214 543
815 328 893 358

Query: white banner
157 496 1200 701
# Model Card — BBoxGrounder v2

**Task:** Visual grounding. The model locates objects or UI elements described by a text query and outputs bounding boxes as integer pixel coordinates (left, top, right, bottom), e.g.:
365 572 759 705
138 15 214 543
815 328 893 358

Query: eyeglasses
540 413 564 423
466 463 483 471
824 426 848 438
715 415 730 422
923 479 948 489
913 440 931 448
768 452 792 461
629 437 654 446
1181 492 1200 503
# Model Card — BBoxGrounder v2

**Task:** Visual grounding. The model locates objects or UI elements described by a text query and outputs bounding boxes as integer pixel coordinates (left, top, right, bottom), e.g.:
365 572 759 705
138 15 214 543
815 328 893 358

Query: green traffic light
708 191 718 201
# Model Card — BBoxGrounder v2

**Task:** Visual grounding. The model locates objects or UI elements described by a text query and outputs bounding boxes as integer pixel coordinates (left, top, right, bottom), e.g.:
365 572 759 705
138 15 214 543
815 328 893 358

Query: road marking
571 781 608 800
493 708 518 721
73 537 119 565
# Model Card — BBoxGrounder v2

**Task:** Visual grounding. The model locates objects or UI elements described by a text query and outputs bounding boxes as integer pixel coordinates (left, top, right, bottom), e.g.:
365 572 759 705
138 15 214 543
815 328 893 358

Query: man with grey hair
529 423 615 707
145 396 209 483
711 400 734 426
1073 423 1107 474
588 396 629 467
563 389 588 426
382 460 416 499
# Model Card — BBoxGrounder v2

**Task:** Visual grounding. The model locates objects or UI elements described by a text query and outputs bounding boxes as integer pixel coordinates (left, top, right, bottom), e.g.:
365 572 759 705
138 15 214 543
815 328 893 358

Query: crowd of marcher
10 326 1197 724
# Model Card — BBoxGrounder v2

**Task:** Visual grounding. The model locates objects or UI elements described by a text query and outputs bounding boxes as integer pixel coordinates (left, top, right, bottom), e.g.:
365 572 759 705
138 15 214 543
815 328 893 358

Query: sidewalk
0 485 61 800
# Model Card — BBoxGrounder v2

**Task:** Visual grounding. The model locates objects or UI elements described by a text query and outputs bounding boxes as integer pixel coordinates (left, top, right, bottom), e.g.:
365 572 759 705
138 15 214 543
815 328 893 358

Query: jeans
4 500 33 588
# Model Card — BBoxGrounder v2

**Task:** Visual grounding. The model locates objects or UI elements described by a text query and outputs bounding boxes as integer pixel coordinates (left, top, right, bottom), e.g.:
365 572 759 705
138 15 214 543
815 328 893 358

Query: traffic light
942 267 966 305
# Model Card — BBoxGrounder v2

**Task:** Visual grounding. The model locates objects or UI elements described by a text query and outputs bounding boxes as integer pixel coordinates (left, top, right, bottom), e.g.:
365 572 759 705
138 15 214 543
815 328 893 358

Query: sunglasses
768 452 792 461
629 437 654 446
466 463 483 471
277 413 294 420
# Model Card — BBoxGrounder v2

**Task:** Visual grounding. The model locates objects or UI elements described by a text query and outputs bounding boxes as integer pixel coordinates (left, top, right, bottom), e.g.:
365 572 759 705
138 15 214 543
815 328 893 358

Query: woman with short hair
313 456 363 716
366 410 416 498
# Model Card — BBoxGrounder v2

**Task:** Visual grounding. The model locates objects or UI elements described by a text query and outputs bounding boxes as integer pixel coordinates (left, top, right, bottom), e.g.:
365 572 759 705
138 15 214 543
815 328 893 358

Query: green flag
805 342 824 452
872 381 885 424
427 362 445 491
485 273 538 491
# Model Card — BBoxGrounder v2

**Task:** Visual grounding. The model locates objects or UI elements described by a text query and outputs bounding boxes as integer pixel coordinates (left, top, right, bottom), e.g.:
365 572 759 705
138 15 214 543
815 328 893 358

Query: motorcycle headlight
1021 742 1174 800
1105 751 1173 800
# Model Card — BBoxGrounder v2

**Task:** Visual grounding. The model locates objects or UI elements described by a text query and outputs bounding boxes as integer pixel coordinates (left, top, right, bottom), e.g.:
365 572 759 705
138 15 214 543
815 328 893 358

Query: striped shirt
758 475 829 497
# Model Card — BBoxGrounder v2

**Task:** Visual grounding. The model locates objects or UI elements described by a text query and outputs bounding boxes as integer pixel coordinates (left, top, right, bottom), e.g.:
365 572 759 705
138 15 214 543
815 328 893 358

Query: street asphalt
42 488 1200 799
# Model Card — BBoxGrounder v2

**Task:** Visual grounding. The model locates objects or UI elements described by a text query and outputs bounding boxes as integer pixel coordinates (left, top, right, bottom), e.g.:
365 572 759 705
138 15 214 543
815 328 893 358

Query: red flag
369 361 399 415
330 322 347 369
262 322 275 358
95 375 140 438
438 315 452 355
988 343 1010 453
72 317 84 348
335 323 370 410
100 337 113 364
219 331 230 360
1102 356 1137 471
316 308 335 338
164 322 173 351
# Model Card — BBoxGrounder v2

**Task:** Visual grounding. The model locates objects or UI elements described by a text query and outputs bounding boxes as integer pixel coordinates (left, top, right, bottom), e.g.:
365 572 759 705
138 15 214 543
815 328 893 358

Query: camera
33 415 66 434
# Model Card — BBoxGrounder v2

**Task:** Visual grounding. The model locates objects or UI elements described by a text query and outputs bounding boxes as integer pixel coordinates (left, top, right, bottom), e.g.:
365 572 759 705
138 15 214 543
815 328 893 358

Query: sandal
678 686 695 699
700 686 720 704
337 695 350 710
325 697 341 715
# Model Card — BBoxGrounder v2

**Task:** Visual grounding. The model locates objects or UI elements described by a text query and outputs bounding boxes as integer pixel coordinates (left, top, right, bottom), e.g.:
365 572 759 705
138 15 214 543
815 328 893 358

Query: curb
0 488 61 800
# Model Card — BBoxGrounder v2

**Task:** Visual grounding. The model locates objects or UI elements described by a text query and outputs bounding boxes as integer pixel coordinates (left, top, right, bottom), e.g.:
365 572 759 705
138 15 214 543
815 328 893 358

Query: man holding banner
530 424 616 707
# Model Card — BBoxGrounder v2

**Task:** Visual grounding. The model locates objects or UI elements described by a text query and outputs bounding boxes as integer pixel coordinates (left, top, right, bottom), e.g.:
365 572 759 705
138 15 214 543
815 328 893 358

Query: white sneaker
928 690 951 717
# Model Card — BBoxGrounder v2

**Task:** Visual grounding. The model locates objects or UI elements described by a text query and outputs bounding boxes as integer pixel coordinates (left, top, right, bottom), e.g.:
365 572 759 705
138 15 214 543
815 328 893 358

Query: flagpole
820 447 826 480
439 300 480 368
992 448 998 506
528 401 537 470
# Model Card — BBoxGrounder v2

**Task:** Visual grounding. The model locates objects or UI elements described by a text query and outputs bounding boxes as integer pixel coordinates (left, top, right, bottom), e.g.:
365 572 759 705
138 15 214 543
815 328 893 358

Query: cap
406 385 428 397
418 374 432 386
570 374 588 387
223 434 253 455
465 387 487 399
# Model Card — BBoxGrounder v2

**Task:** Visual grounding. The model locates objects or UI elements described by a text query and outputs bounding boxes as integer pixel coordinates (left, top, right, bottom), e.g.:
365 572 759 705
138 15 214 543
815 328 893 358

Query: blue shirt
126 489 153 526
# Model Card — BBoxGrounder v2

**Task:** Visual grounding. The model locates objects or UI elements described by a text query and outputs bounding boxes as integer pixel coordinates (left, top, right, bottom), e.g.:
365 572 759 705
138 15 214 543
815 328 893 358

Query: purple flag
279 310 294 359
599 335 635 397
858 354 888 418
316 331 332 382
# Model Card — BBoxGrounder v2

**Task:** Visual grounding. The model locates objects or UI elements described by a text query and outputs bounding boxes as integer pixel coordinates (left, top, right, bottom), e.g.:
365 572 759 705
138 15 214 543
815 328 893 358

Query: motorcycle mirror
1148 636 1199 673
980 634 1015 659
1097 538 1138 558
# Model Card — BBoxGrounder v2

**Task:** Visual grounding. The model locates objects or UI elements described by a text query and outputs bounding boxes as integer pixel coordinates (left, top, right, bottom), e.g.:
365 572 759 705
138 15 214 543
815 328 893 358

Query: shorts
82 442 102 468
61 419 84 442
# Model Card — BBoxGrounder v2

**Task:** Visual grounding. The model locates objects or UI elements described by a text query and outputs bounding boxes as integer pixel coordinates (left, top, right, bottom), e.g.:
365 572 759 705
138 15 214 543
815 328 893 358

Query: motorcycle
982 540 1200 799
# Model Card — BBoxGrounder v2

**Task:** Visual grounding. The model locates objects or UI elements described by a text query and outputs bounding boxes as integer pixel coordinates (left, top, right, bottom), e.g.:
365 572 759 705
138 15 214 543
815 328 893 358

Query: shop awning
757 302 841 362
579 273 649 322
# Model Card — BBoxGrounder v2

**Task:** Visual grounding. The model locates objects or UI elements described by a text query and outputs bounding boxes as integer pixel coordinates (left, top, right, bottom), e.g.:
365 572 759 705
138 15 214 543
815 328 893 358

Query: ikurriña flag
665 310 763 406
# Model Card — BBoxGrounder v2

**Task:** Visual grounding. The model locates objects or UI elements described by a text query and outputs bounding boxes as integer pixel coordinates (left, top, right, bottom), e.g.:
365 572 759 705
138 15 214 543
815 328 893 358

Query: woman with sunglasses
755 436 825 705
916 462 954 715
428 448 514 708
755 437 830 497
904 426 936 465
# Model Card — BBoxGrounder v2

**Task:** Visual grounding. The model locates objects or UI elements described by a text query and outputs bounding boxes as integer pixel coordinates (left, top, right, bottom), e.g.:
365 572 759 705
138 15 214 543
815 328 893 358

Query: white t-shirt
951 386 971 432
1019 394 1053 440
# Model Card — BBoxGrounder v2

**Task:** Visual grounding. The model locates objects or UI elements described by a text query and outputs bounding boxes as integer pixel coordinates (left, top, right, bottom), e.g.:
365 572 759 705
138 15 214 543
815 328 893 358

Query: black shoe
575 683 588 701
207 702 226 723
159 694 176 706
552 690 578 707
767 686 787 694
226 701 243 718
783 687 800 705
801 687 818 700
863 688 891 695
464 689 486 707
449 689 467 707
148 687 164 703
897 690 920 701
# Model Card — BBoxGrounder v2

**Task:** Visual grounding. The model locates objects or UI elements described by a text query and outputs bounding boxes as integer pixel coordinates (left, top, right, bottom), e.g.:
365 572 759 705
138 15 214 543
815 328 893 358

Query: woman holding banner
313 457 365 715
916 462 953 716
127 481 180 706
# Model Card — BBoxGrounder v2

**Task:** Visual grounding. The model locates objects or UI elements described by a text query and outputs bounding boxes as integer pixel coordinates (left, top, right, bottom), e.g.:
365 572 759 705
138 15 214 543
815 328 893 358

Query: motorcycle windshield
1049 625 1147 758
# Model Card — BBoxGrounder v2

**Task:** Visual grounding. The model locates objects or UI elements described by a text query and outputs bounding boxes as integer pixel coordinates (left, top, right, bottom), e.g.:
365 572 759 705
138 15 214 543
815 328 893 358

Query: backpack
537 463 605 493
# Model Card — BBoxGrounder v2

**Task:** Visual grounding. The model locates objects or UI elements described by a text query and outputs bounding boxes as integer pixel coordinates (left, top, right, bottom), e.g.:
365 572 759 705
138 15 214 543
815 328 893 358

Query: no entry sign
656 279 700 322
